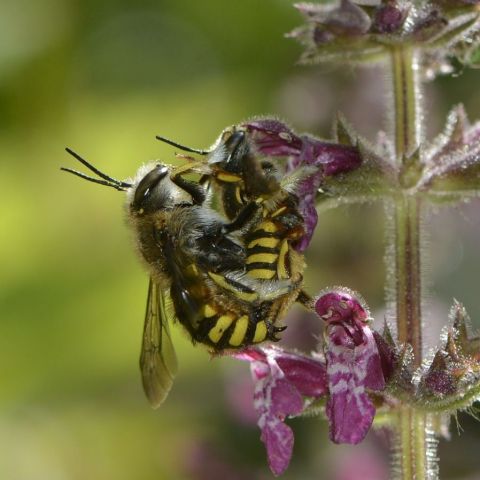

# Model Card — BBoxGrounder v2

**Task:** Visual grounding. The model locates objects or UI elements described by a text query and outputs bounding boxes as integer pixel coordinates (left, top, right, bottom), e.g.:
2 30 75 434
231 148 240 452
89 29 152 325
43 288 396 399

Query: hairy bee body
63 151 289 408
204 127 306 316
131 204 274 350
127 165 281 351
63 129 307 408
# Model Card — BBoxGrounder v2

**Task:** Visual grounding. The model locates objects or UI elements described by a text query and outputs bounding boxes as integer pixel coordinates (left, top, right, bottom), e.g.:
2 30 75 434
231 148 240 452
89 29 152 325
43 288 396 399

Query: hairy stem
394 195 422 361
388 46 438 480
393 410 439 480
391 45 421 158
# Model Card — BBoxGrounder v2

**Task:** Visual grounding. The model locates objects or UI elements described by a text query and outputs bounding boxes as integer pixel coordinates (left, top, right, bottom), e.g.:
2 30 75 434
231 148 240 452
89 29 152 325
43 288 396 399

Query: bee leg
271 325 288 341
170 174 206 205
221 201 259 234
296 289 313 309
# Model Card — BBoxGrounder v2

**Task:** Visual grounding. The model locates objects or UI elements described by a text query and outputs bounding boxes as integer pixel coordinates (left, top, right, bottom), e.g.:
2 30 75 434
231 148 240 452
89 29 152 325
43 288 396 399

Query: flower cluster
227 99 480 476
289 0 480 75
419 300 480 401
241 119 362 250
234 292 480 476
235 290 392 476
220 2 480 477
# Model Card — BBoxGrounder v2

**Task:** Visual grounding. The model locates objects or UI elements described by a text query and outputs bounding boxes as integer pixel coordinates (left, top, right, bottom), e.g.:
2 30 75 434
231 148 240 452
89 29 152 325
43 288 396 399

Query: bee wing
140 278 178 408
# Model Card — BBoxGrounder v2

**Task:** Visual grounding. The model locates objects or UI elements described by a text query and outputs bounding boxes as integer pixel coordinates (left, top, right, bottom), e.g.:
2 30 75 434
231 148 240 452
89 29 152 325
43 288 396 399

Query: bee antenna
155 135 210 155
60 167 129 191
64 147 133 189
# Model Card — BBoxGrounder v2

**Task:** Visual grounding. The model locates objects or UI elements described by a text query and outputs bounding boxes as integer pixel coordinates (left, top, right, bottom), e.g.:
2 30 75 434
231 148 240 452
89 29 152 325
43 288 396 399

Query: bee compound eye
224 130 245 150
133 166 169 208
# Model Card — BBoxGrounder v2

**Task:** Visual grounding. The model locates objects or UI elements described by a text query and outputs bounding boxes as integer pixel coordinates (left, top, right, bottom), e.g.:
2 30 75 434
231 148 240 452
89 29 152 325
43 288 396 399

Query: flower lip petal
315 289 385 444
277 355 328 397
234 346 329 475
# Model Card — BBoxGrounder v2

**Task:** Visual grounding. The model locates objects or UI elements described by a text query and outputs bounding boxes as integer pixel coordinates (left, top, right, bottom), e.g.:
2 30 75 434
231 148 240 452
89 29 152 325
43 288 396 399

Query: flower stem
393 409 439 480
388 46 438 480
391 45 421 158
394 195 422 361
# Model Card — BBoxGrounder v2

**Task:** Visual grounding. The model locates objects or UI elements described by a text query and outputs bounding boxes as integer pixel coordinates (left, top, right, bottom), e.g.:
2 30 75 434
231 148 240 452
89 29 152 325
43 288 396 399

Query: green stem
393 410 439 480
394 195 422 361
391 45 421 159
388 46 438 480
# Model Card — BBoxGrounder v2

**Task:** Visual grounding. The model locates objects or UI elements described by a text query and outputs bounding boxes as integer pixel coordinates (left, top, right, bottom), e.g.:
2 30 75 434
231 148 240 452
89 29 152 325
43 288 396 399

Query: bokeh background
1 0 480 479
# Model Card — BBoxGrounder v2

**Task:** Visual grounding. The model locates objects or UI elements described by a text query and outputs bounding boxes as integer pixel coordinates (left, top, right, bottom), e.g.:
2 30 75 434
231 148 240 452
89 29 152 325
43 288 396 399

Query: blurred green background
1 0 480 479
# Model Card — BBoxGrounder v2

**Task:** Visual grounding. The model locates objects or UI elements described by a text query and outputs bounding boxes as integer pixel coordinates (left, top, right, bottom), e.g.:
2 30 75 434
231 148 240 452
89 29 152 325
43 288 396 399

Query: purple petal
261 419 295 477
243 119 361 252
234 346 328 475
234 347 267 365
362 327 386 391
291 140 361 251
315 290 385 444
294 188 318 252
315 290 368 325
252 356 303 476
372 4 407 33
277 354 328 397
243 120 303 157
325 324 380 444
236 346 328 398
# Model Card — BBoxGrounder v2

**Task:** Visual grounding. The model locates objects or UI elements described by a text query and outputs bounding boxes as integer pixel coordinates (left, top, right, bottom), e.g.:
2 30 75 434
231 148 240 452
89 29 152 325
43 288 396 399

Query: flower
315 290 386 444
235 346 327 476
234 290 390 475
243 119 361 251
288 0 480 76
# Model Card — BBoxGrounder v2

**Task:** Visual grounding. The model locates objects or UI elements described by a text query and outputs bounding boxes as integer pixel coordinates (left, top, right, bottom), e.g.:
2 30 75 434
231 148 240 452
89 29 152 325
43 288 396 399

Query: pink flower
243 119 361 251
235 346 327 476
234 290 390 475
315 290 386 444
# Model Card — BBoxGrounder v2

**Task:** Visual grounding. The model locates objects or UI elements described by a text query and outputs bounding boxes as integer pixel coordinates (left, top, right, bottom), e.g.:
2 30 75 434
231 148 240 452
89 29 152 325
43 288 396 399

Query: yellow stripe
208 272 258 302
271 206 287 218
208 315 234 343
258 221 277 233
248 269 276 280
235 186 243 204
217 172 242 183
246 253 278 265
248 237 280 249
203 304 217 318
253 321 268 343
277 239 289 279
229 315 249 346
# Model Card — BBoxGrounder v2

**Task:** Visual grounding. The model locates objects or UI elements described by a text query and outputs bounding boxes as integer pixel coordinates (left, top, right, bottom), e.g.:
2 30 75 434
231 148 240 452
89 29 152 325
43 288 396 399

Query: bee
62 148 288 408
156 125 310 311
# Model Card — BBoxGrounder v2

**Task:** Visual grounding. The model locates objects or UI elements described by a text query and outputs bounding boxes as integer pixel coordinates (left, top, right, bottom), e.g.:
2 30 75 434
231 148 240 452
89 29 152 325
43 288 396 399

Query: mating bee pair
62 125 307 407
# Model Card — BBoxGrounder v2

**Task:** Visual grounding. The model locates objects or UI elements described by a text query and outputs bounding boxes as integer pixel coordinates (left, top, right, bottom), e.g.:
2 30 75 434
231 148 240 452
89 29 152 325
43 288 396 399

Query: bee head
209 127 248 173
130 164 190 215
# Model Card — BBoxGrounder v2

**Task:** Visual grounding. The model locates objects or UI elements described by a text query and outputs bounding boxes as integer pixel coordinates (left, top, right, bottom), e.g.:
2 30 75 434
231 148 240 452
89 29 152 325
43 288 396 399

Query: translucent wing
140 278 178 408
